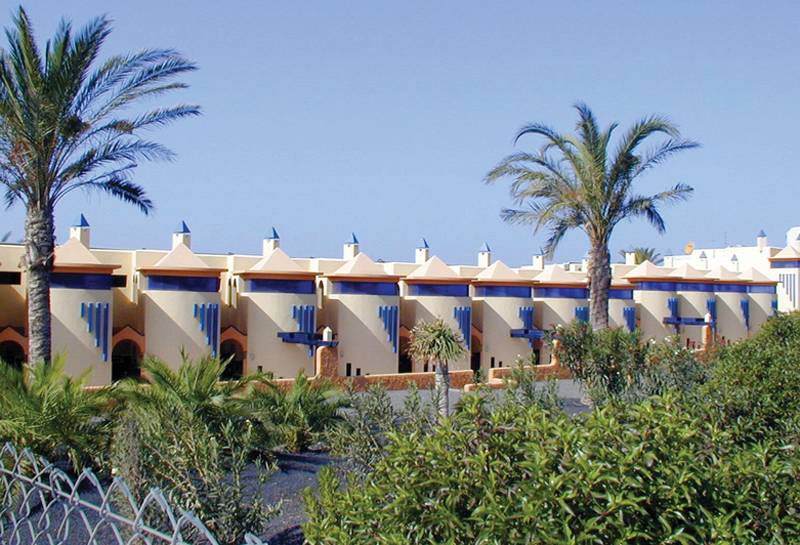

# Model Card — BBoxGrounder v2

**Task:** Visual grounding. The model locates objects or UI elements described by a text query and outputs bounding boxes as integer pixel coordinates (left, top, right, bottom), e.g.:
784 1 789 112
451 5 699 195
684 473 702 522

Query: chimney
343 233 359 260
699 250 708 270
69 213 91 247
531 255 545 269
415 238 430 264
756 229 768 250
478 242 492 268
172 221 191 249
794 233 800 251
263 227 280 254
730 253 739 272
625 251 637 265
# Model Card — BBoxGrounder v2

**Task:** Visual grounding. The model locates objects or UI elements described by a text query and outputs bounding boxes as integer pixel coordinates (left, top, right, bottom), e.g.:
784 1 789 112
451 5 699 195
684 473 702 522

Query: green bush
304 393 800 544
0 357 114 471
247 372 347 452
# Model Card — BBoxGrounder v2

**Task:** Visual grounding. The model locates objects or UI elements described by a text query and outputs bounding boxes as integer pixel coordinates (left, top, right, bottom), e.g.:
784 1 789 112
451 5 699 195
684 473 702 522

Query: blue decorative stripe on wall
623 307 636 332
475 285 531 298
608 289 634 300
740 299 750 330
247 279 315 294
453 306 471 350
410 284 469 297
636 281 773 294
193 303 220 356
80 302 110 361
150 275 219 292
292 304 316 357
748 284 776 294
575 306 589 323
668 297 679 329
714 284 748 293
535 287 588 299
771 261 800 269
53 273 112 290
772 299 779 316
378 305 399 353
706 298 717 331
333 281 399 296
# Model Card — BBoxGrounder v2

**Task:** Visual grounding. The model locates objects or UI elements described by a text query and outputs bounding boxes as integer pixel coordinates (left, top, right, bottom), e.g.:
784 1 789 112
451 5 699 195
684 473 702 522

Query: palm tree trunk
588 241 611 330
434 361 450 418
24 205 55 364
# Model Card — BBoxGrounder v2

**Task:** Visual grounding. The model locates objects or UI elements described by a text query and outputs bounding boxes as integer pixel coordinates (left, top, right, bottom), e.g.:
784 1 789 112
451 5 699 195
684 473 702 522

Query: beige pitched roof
406 256 462 281
669 263 708 280
705 265 741 281
54 238 118 271
474 260 525 283
741 267 776 284
772 245 800 260
623 260 673 279
329 253 391 278
534 265 586 284
249 248 305 274
139 243 223 274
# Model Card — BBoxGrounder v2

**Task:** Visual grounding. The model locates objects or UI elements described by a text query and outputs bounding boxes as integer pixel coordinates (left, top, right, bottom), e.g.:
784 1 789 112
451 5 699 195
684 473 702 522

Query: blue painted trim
748 284 777 294
534 287 588 299
409 284 469 297
474 285 531 298
333 281 399 296
52 273 112 290
193 303 220 356
79 302 110 361
771 260 800 269
636 280 773 294
378 305 399 353
453 306 471 350
575 306 589 323
706 298 717 331
512 306 542 347
149 275 219 292
740 298 750 330
623 307 636 332
608 289 634 300
772 299 779 316
276 305 319 357
246 279 315 294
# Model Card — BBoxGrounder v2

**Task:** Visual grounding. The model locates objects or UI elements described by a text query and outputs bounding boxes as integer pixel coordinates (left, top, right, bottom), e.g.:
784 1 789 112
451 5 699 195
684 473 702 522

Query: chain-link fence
0 443 268 545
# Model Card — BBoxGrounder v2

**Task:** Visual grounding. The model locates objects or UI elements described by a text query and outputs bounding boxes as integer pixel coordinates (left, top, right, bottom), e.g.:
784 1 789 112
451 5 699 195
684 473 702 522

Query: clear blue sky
3 1 799 265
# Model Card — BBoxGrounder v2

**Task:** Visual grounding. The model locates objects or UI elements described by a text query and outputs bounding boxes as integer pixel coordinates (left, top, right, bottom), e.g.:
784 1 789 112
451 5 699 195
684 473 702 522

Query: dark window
408 283 469 297
355 367 361 376
398 354 412 374
246 279 315 294
490 357 495 368
111 275 127 288
0 341 24 369
147 275 219 292
470 352 481 372
220 340 244 380
0 272 21 285
111 340 141 382
333 281 399 296
346 363 352 376
52 272 112 290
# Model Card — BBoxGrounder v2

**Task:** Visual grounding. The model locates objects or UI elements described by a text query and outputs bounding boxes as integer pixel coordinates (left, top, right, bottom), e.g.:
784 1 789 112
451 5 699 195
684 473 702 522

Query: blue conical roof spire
348 232 359 244
479 241 491 252
175 221 191 234
268 227 280 240
417 238 429 249
72 213 89 228
758 229 767 238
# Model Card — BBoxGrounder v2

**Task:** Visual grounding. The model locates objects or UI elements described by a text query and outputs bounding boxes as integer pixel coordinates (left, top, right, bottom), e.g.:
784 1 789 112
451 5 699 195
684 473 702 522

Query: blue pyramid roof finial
176 221 190 234
418 238 429 249
479 241 491 252
699 251 707 259
348 232 359 245
268 227 279 240
72 213 90 228
731 254 739 262
758 229 766 238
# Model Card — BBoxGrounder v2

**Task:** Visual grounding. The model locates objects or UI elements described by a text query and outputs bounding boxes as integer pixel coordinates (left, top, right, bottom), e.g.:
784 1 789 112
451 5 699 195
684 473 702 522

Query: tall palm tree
619 247 661 265
0 8 199 364
486 103 698 329
408 318 466 418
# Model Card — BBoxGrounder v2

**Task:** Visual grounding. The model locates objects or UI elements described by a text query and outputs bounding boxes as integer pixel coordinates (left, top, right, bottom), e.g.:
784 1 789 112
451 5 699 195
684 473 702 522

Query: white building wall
329 292 399 376
476 296 534 369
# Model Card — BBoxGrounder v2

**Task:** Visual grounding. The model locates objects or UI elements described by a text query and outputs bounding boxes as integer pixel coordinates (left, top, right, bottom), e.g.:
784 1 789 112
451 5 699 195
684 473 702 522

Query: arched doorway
0 341 24 369
220 339 244 380
112 340 141 382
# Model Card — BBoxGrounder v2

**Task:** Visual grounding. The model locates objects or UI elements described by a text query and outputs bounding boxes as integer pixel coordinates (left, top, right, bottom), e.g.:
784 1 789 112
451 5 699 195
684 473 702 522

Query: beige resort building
0 217 786 386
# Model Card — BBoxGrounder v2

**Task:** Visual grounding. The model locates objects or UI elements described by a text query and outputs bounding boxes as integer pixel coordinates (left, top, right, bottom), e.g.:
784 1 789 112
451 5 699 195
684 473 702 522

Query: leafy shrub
552 321 706 404
110 401 278 545
304 393 800 544
247 372 346 452
0 357 114 471
326 383 438 476
500 356 563 411
701 311 800 443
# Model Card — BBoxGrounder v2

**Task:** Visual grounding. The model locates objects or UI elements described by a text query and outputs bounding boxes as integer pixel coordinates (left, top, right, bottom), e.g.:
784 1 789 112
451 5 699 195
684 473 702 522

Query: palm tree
486 103 698 329
0 356 114 470
408 319 466 418
619 247 661 265
0 8 199 364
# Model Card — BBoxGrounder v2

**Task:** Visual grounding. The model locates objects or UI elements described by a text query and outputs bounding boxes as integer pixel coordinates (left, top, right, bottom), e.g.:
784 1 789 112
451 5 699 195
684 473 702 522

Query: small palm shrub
0 357 114 471
110 401 278 545
408 319 467 418
553 321 706 404
500 356 563 411
247 372 347 452
304 393 800 544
